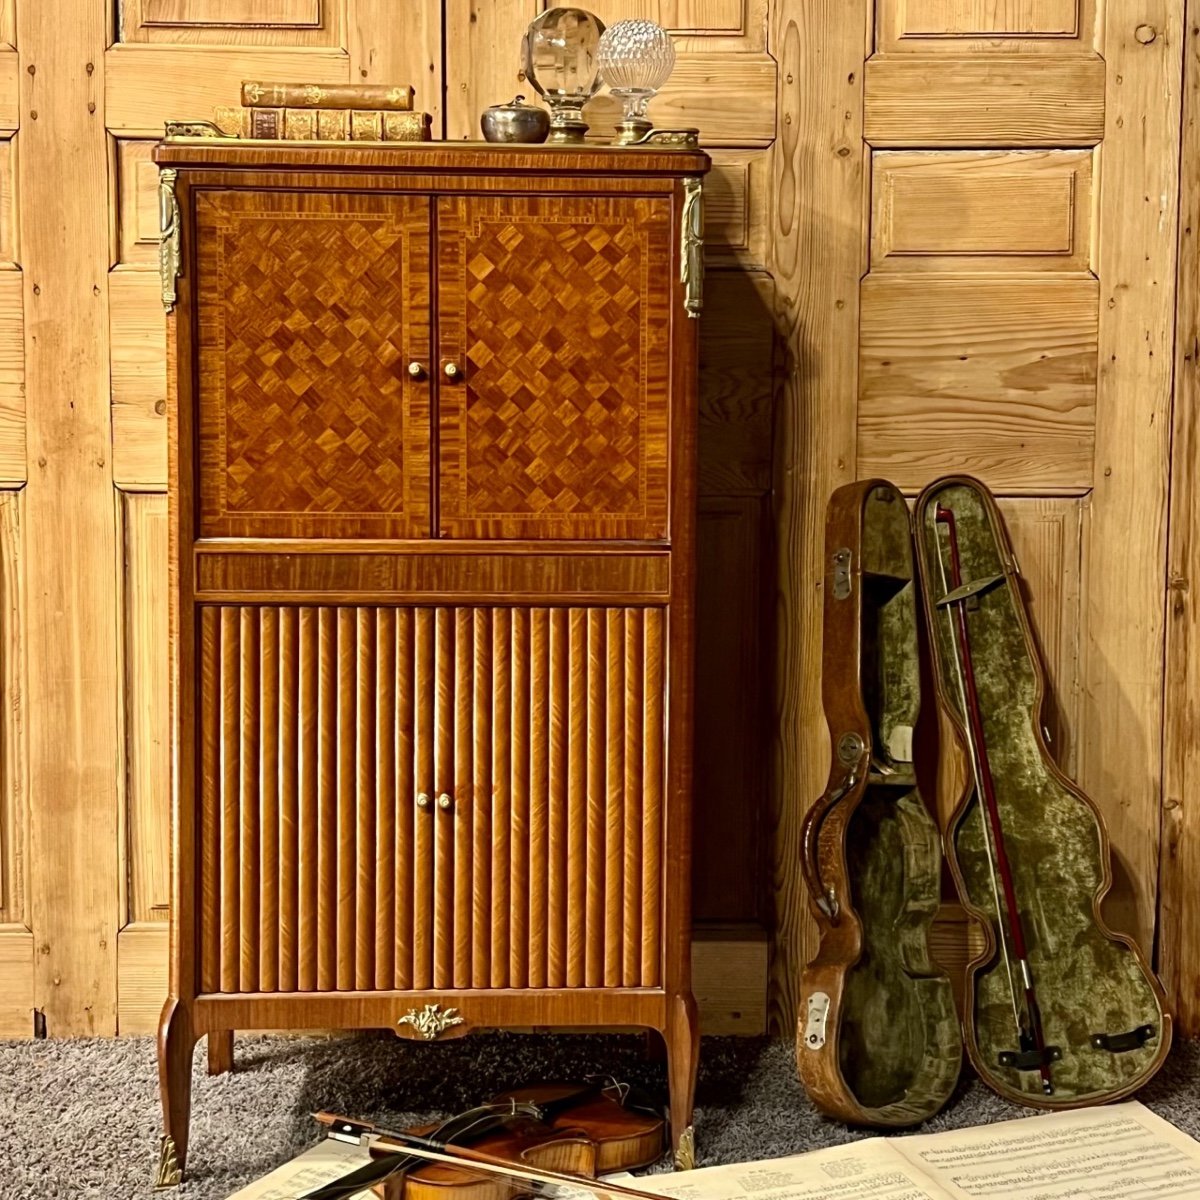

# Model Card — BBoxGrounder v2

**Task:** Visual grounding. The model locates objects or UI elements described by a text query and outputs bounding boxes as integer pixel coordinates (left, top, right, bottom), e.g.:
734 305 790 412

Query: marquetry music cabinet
152 135 710 1187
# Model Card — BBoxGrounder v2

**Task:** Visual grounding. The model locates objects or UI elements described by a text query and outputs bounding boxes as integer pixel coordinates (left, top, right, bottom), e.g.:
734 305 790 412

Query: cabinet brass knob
443 362 462 381
437 792 453 811
416 792 431 809
407 362 426 379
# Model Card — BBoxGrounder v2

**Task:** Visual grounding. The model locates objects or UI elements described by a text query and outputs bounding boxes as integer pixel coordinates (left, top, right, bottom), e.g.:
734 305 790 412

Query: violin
304 1081 665 1200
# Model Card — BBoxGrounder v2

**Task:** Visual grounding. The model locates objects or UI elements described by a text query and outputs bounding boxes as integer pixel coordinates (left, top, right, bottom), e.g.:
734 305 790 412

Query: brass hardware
154 1134 183 1190
836 732 864 767
163 118 237 140
437 792 453 811
397 1003 466 1040
416 792 431 809
680 177 704 319
802 992 831 1051
407 362 426 379
832 547 852 600
629 127 700 150
443 362 462 381
159 169 181 315
673 1125 695 1171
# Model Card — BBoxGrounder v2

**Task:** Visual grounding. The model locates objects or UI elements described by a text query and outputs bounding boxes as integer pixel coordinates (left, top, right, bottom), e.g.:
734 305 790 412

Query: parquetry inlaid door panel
197 603 666 994
195 189 432 539
435 194 672 541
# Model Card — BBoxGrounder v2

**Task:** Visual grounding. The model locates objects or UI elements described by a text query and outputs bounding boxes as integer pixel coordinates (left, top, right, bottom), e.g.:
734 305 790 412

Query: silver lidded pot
480 95 551 143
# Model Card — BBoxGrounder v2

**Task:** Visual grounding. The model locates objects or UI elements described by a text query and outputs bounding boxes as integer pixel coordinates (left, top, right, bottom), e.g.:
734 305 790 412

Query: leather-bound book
241 81 415 110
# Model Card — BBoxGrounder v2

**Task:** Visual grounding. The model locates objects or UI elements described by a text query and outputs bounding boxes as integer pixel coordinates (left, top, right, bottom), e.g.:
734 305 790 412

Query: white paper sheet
225 1136 374 1200
892 1101 1200 1200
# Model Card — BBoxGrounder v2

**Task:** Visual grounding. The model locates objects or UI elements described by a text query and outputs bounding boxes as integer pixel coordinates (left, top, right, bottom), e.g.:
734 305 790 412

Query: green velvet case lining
916 481 1167 1103
835 486 960 1122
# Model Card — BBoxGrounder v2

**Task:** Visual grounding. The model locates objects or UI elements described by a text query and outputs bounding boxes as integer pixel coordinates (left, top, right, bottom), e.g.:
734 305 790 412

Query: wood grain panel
0 137 14 266
120 0 340 45
871 150 1093 273
698 270 775 496
110 271 167 489
104 45 350 134
195 189 432 540
350 0 443 135
0 492 24 929
23 0 120 1037
767 0 864 1034
1162 0 1200 1036
197 604 666 994
997 497 1084 775
864 56 1105 146
115 140 160 269
597 0 744 32
0 50 16 133
121 493 170 925
0 926 32 1036
0 271 24 487
704 151 769 268
436 193 671 541
858 275 1098 491
1081 0 1183 951
194 549 669 602
881 0 1088 42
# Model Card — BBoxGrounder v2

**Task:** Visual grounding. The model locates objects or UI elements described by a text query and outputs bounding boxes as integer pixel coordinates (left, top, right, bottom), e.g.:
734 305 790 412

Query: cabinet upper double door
193 187 675 544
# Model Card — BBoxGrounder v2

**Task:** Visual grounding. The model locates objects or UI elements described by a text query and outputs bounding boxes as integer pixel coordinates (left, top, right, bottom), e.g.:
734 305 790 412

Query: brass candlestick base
546 103 589 143
612 115 653 145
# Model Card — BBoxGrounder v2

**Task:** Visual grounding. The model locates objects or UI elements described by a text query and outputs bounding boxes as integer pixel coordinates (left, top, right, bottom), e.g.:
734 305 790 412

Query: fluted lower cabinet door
197 603 667 995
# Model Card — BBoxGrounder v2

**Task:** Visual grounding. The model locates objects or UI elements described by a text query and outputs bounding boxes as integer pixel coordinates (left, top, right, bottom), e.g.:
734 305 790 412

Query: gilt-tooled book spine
241 81 415 110
214 105 432 142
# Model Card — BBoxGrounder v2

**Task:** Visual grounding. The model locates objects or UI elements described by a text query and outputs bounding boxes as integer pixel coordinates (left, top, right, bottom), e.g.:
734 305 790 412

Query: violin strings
934 518 1024 1039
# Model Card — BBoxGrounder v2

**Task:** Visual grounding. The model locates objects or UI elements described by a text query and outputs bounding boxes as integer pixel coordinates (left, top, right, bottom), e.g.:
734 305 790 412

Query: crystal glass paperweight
596 19 676 145
521 7 605 144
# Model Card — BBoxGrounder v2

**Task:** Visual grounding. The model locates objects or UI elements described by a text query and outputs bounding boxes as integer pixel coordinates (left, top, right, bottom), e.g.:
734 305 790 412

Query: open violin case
799 474 1172 1126
798 480 962 1125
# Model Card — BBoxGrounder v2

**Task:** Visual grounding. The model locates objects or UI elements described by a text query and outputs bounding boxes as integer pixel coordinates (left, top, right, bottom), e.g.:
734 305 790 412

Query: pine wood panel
877 0 1097 49
104 45 350 135
0 49 16 132
1161 0 1200 1038
871 150 1094 273
197 603 666 994
0 491 24 930
0 271 24 486
0 137 14 265
114 140 161 269
599 0 744 32
349 0 443 134
121 493 170 925
120 0 341 45
864 56 1105 146
111 271 167 489
0 926 32 1036
1079 1 1183 951
705 150 770 269
857 275 1098 491
23 0 121 1037
767 0 865 1032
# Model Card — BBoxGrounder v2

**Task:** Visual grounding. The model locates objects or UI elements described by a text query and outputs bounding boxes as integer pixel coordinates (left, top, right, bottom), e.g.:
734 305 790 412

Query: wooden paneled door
771 0 1184 1027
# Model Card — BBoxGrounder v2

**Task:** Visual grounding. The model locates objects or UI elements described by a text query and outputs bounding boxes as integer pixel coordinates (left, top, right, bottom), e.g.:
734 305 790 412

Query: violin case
798 480 962 1126
798 475 1172 1126
912 476 1171 1109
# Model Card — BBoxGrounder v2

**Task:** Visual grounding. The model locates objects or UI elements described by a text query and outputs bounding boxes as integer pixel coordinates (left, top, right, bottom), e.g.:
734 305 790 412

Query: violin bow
934 503 1055 1096
304 1111 670 1200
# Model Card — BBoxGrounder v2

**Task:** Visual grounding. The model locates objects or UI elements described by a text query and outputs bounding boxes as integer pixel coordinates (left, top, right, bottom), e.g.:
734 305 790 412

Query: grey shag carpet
2 1033 1198 1200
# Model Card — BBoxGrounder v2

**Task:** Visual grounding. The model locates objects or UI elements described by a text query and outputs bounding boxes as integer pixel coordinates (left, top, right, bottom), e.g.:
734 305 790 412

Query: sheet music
622 1139 952 1200
225 1136 374 1200
891 1102 1200 1200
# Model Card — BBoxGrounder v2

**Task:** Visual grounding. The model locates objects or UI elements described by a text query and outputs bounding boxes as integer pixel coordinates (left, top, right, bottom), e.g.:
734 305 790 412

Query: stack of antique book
215 81 431 141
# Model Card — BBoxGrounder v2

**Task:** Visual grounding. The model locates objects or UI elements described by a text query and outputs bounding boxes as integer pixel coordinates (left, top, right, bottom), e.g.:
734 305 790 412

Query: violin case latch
802 991 831 1051
832 547 852 600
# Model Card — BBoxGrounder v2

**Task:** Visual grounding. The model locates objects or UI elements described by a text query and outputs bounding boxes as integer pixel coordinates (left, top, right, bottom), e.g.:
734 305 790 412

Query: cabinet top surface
154 138 711 178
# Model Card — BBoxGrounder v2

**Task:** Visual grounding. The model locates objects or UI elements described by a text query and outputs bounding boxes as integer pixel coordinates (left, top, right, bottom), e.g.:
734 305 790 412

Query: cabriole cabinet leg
665 992 700 1169
155 999 197 1189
